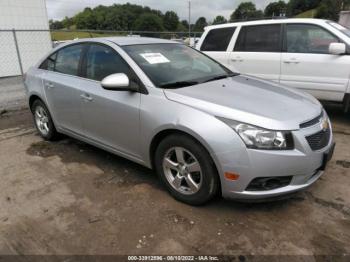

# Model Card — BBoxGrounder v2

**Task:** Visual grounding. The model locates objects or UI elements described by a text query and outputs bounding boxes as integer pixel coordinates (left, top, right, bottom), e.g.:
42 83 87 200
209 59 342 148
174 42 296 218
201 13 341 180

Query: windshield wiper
159 81 199 89
203 73 237 83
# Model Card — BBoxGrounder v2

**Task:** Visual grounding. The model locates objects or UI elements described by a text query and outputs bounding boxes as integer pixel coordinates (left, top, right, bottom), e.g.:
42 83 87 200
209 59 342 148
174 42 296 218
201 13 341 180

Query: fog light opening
263 179 282 190
246 176 292 191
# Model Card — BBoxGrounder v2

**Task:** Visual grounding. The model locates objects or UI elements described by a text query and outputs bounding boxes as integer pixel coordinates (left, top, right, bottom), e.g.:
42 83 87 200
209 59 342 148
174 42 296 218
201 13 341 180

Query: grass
295 8 317 18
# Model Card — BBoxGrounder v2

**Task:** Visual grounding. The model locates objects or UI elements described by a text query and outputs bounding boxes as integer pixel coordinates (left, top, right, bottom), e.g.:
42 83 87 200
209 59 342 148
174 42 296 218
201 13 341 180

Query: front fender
139 90 249 183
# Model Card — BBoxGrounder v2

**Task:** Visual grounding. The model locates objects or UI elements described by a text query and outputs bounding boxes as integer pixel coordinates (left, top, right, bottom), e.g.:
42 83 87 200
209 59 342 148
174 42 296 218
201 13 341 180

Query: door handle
283 59 300 64
80 94 93 102
231 57 243 62
45 82 54 89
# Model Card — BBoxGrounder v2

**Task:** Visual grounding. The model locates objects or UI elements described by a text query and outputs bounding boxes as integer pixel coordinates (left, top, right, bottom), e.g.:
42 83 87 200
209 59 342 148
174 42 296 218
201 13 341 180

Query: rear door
199 27 236 67
41 44 86 134
280 23 350 102
78 43 142 158
230 24 282 82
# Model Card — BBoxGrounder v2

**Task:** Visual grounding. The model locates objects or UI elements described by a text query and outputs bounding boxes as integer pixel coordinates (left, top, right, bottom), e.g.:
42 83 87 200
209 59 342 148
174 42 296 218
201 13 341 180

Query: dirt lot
0 77 26 112
0 105 349 257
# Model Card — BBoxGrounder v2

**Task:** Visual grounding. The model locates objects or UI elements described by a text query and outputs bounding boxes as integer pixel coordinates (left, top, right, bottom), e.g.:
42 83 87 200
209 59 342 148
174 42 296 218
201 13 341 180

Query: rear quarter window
55 44 84 76
200 27 236 52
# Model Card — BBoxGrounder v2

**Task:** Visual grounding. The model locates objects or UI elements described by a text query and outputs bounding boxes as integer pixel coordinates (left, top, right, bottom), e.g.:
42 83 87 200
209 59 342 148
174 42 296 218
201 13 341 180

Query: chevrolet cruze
24 37 335 205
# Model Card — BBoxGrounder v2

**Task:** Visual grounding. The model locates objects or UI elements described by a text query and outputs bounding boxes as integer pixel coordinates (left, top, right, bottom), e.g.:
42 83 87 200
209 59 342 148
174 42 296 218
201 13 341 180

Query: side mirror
101 73 138 92
329 42 346 55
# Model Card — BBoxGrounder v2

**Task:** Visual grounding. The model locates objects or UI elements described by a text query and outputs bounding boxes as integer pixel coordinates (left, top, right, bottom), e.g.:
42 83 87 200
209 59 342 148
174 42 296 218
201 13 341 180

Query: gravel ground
0 76 26 112
0 105 349 259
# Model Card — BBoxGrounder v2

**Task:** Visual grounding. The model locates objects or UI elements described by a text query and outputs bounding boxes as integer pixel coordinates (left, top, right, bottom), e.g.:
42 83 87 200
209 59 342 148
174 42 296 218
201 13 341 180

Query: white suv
197 18 350 111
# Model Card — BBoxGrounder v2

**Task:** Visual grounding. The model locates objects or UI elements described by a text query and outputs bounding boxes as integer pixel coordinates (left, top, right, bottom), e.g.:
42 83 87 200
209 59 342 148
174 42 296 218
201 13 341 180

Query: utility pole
188 0 191 41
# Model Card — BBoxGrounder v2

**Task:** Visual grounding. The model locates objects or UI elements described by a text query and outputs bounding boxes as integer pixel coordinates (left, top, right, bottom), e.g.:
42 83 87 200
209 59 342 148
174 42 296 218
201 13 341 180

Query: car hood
164 75 322 130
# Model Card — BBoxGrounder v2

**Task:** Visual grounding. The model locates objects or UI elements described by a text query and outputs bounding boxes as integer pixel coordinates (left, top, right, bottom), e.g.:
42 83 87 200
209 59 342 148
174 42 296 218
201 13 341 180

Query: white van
197 19 350 111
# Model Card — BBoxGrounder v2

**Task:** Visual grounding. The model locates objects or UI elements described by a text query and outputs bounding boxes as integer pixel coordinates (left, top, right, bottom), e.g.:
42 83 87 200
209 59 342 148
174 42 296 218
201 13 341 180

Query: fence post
12 29 24 77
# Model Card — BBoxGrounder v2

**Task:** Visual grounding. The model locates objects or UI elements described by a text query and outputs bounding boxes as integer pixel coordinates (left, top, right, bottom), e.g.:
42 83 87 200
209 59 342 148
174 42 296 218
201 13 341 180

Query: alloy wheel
162 147 202 195
34 105 50 136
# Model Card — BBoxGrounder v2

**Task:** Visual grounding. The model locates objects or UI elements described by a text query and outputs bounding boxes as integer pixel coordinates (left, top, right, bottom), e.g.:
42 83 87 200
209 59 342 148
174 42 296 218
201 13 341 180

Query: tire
154 134 219 205
31 100 59 141
343 93 350 113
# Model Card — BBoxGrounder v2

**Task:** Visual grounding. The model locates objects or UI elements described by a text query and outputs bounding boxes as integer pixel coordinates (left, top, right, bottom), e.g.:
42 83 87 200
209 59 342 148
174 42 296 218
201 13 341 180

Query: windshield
123 43 237 88
328 21 350 37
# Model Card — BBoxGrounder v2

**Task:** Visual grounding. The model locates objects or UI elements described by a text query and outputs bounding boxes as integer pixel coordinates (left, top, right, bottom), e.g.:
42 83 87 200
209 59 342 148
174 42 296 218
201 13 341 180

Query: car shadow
323 102 350 127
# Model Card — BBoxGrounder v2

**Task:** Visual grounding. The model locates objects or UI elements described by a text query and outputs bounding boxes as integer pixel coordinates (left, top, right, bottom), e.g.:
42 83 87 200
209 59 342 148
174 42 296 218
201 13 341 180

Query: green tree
176 22 187 32
287 0 321 17
49 20 64 29
213 15 227 25
316 0 342 20
181 20 189 29
344 0 350 9
75 8 97 29
264 1 287 17
133 13 164 32
193 17 207 31
230 2 263 21
62 16 74 29
104 8 127 30
163 11 179 31
58 3 205 32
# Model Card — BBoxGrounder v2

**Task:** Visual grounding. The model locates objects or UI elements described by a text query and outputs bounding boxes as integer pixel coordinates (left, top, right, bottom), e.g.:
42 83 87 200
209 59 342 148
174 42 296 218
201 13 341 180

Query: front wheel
155 134 219 205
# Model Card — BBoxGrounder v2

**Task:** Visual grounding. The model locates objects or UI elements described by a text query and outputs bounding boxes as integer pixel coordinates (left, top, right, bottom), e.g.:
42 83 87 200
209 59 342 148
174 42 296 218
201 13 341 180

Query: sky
46 0 277 22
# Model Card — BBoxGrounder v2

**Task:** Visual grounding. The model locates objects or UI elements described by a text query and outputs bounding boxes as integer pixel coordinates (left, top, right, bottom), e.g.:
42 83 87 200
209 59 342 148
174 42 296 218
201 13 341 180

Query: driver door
78 43 142 158
280 23 350 101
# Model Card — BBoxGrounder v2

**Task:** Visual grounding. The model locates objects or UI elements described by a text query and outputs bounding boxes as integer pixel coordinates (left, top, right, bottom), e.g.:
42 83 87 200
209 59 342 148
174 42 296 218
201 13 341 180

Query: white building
0 0 52 77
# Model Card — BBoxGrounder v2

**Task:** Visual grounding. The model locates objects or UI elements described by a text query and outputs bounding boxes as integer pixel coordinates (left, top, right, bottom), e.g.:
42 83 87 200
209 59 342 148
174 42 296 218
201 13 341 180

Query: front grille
300 111 324 129
306 128 331 151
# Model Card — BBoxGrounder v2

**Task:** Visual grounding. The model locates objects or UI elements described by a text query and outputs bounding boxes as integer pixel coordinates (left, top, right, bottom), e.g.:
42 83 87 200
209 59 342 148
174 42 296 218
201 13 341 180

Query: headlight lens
218 118 294 150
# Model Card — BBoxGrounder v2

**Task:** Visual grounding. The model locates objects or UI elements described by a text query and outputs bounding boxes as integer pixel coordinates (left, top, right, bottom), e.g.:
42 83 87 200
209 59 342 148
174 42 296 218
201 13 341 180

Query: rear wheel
155 134 219 205
31 100 59 141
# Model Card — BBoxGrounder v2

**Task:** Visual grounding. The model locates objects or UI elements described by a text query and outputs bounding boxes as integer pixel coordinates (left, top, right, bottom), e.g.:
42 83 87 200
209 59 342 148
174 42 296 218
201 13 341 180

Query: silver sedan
24 37 335 205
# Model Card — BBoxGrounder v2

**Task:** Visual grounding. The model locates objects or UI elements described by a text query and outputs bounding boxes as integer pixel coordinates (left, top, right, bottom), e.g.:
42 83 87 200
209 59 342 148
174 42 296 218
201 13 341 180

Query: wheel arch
28 94 58 129
149 128 221 177
29 94 45 112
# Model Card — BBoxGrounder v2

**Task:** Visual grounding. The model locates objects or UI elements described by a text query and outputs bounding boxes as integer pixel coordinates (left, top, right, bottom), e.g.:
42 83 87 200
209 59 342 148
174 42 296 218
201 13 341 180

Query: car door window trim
234 24 283 53
37 42 148 94
81 42 148 94
282 23 345 55
39 42 88 75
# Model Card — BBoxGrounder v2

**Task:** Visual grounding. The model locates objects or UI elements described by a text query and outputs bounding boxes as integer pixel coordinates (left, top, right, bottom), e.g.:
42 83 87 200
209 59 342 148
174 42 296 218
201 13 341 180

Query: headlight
218 117 294 150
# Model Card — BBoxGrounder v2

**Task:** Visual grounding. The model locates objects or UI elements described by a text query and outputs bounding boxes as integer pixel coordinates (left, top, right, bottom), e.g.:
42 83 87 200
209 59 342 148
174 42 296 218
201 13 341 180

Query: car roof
204 18 329 30
48 37 182 58
92 36 179 46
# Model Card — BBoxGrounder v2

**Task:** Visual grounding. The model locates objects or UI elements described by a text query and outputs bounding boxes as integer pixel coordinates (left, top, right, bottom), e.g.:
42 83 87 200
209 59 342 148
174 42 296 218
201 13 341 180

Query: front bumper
225 169 324 201
216 120 334 201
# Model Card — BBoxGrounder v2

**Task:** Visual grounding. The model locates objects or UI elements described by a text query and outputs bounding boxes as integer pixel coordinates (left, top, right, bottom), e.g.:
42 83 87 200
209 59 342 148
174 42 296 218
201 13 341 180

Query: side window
200 27 236 52
55 44 84 76
285 24 339 54
234 24 282 52
85 44 131 81
39 53 57 71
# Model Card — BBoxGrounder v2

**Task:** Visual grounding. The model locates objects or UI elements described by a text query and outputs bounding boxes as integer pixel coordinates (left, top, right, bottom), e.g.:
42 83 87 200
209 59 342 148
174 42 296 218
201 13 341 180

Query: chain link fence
0 29 202 78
